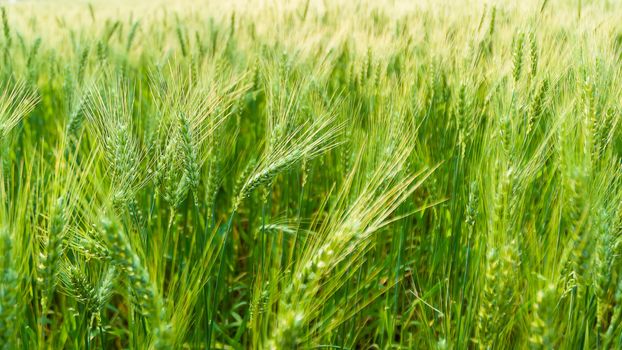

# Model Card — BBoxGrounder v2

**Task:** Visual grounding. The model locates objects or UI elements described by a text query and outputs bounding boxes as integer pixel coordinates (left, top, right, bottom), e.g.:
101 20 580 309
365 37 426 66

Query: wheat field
1 0 622 348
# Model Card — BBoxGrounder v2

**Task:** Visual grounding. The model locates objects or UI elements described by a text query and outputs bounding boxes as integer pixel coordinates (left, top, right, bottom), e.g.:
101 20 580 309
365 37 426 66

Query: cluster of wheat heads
3 0 622 348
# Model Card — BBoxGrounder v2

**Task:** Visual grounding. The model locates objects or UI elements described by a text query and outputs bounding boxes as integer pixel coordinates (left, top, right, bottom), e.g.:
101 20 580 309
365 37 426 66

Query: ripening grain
1 0 621 349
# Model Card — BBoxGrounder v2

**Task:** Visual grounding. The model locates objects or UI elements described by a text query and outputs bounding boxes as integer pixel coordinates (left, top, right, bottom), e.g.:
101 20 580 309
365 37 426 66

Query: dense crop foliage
2 0 622 348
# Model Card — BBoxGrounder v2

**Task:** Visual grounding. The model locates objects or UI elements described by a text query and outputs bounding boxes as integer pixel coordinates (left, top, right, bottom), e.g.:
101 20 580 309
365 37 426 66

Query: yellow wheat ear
0 81 38 140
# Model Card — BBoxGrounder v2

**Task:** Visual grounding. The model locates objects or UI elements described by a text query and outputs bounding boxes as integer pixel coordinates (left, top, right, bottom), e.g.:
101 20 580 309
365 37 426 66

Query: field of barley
2 0 622 348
